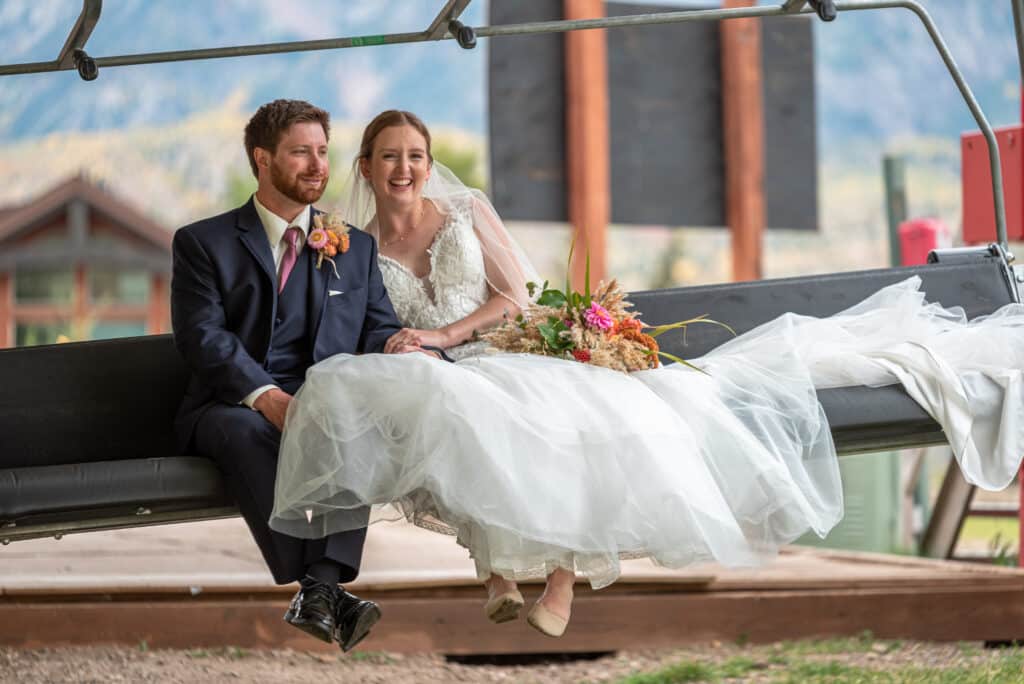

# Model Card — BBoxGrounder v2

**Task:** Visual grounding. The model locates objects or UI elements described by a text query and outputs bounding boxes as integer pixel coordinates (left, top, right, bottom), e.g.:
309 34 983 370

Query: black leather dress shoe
283 580 337 643
333 589 382 652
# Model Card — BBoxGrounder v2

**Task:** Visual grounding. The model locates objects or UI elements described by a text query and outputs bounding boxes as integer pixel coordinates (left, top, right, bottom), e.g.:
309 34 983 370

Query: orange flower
338 233 350 253
614 317 644 335
325 243 337 257
621 329 660 368
326 230 340 246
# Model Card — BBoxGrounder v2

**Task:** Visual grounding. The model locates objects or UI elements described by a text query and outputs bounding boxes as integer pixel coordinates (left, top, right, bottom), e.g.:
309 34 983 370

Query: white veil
340 160 540 310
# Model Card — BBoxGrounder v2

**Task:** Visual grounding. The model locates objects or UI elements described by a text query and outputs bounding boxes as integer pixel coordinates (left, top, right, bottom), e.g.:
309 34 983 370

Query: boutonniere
307 213 351 277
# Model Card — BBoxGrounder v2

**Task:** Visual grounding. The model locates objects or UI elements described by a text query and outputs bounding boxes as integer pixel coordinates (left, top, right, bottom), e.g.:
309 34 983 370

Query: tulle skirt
270 277 1024 589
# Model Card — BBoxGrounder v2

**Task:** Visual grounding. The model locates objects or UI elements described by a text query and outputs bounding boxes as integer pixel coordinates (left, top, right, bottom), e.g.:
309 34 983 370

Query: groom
171 99 427 651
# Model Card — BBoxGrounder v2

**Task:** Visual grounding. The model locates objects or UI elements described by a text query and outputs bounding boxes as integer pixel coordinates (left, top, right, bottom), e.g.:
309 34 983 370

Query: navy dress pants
194 399 368 585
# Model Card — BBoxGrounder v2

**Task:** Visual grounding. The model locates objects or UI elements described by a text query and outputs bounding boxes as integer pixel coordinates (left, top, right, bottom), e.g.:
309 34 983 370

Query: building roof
0 174 172 252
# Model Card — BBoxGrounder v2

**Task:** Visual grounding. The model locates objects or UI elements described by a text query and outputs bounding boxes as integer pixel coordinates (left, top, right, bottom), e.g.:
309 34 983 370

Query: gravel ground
1 640 1021 683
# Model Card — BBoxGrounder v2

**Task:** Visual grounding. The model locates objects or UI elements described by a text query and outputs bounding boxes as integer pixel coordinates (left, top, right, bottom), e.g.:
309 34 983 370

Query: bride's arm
436 291 521 347
383 289 519 352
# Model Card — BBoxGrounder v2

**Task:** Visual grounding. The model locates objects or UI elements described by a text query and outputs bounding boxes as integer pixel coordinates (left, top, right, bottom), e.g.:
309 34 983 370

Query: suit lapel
236 198 276 286
308 206 332 343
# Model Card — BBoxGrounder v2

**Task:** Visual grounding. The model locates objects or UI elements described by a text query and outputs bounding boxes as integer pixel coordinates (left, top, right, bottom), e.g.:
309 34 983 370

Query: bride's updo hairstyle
356 109 433 165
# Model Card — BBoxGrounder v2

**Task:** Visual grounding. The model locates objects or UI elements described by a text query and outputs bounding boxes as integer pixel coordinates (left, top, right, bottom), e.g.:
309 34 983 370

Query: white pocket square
328 289 345 297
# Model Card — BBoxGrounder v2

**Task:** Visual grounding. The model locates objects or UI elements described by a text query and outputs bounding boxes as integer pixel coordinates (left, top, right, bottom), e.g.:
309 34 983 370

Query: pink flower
307 228 329 250
584 302 614 331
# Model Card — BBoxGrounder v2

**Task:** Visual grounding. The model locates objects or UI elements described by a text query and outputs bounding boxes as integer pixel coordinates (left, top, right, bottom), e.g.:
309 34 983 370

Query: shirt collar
252 195 311 247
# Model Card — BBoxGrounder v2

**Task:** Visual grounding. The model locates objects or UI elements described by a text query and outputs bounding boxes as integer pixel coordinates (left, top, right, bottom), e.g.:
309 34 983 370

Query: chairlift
0 0 1021 547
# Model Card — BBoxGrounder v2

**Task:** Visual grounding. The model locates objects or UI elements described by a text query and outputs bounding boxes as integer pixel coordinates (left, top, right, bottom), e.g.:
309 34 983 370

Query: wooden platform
3 519 1024 653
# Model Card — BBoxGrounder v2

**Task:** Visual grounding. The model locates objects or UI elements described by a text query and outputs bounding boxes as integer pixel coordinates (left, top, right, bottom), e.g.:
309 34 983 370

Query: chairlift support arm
0 0 1012 249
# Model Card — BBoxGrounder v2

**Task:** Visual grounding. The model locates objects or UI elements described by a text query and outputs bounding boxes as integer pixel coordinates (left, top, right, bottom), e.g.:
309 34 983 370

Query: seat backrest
0 257 1015 471
0 334 187 469
629 259 1018 360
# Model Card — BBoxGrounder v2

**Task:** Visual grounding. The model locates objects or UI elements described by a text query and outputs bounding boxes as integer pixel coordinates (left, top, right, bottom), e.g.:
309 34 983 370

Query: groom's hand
253 387 293 431
385 343 442 360
385 328 451 354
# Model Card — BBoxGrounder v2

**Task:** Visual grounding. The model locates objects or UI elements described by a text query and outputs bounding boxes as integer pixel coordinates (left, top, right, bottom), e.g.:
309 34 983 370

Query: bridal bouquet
482 247 730 373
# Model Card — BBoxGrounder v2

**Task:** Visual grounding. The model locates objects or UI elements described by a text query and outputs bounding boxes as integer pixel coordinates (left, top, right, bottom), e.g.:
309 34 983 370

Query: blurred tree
432 141 486 192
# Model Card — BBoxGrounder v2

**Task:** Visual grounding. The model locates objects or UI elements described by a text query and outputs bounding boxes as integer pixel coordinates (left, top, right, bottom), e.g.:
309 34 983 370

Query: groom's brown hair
244 99 331 178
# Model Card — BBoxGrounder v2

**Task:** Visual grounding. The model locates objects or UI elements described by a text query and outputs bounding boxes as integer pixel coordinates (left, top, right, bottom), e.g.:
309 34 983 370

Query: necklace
381 203 426 248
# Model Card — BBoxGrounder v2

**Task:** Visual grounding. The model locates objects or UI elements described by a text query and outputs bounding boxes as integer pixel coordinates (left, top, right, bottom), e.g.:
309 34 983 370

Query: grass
614 638 1024 684
960 516 1019 545
348 650 394 664
958 516 1019 566
617 656 771 683
184 646 249 660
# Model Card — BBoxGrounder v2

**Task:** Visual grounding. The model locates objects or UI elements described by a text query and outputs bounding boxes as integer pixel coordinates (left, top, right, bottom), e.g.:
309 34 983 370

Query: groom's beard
270 161 329 205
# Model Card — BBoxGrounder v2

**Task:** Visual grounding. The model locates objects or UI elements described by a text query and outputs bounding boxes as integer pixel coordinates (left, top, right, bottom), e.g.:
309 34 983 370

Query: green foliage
432 140 485 192
537 316 573 353
224 167 257 208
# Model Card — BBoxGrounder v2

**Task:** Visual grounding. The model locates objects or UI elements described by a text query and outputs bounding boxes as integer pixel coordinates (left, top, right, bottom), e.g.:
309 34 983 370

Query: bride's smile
359 123 432 206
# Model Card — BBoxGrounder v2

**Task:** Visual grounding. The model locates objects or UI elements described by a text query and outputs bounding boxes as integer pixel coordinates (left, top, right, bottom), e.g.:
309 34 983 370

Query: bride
271 110 1024 638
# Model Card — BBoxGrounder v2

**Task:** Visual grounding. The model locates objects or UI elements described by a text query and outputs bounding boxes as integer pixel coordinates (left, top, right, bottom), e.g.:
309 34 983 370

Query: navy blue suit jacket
171 197 402 451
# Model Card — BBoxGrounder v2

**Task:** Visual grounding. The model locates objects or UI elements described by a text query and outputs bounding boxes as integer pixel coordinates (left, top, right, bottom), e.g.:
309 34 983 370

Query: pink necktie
278 226 302 293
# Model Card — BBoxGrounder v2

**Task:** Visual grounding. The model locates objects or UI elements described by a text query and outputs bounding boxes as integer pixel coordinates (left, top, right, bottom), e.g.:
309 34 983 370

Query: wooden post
147 273 169 334
883 155 907 267
0 273 10 348
564 0 610 291
721 0 766 282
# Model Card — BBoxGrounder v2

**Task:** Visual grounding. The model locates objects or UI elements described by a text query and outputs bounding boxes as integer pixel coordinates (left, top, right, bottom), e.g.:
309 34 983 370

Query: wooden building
0 175 172 348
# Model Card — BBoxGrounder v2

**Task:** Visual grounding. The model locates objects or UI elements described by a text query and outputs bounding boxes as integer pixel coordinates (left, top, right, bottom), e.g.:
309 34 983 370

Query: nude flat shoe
526 601 569 638
484 588 525 624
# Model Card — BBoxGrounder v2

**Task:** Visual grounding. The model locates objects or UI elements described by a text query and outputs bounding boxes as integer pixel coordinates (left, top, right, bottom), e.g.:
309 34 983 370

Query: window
14 269 73 304
90 320 147 340
90 269 150 305
15 322 71 347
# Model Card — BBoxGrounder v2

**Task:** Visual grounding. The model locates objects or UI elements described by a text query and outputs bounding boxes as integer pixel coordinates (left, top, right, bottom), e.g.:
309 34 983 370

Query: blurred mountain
0 1 1016 146
814 0 1020 154
0 0 488 141
0 0 1016 265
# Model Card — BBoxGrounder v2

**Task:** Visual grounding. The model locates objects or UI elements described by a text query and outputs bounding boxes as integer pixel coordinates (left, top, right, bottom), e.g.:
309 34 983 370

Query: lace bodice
378 197 489 331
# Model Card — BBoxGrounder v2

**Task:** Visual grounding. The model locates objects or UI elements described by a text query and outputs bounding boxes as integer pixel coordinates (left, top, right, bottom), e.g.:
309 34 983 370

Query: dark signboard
488 1 817 230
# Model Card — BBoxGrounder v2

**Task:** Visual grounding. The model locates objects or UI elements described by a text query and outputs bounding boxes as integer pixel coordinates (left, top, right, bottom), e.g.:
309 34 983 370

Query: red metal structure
960 92 1023 565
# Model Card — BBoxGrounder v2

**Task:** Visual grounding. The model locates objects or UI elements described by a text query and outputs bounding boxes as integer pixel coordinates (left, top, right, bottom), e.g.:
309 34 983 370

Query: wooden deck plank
5 584 1024 653
5 519 1024 652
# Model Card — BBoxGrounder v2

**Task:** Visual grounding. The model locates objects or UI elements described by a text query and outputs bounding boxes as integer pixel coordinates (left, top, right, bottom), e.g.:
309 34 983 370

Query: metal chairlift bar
55 0 101 68
425 0 474 39
0 0 1009 248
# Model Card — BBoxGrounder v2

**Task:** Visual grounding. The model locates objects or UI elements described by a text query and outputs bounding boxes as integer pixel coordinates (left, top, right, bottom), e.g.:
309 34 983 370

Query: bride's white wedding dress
270 199 1024 589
